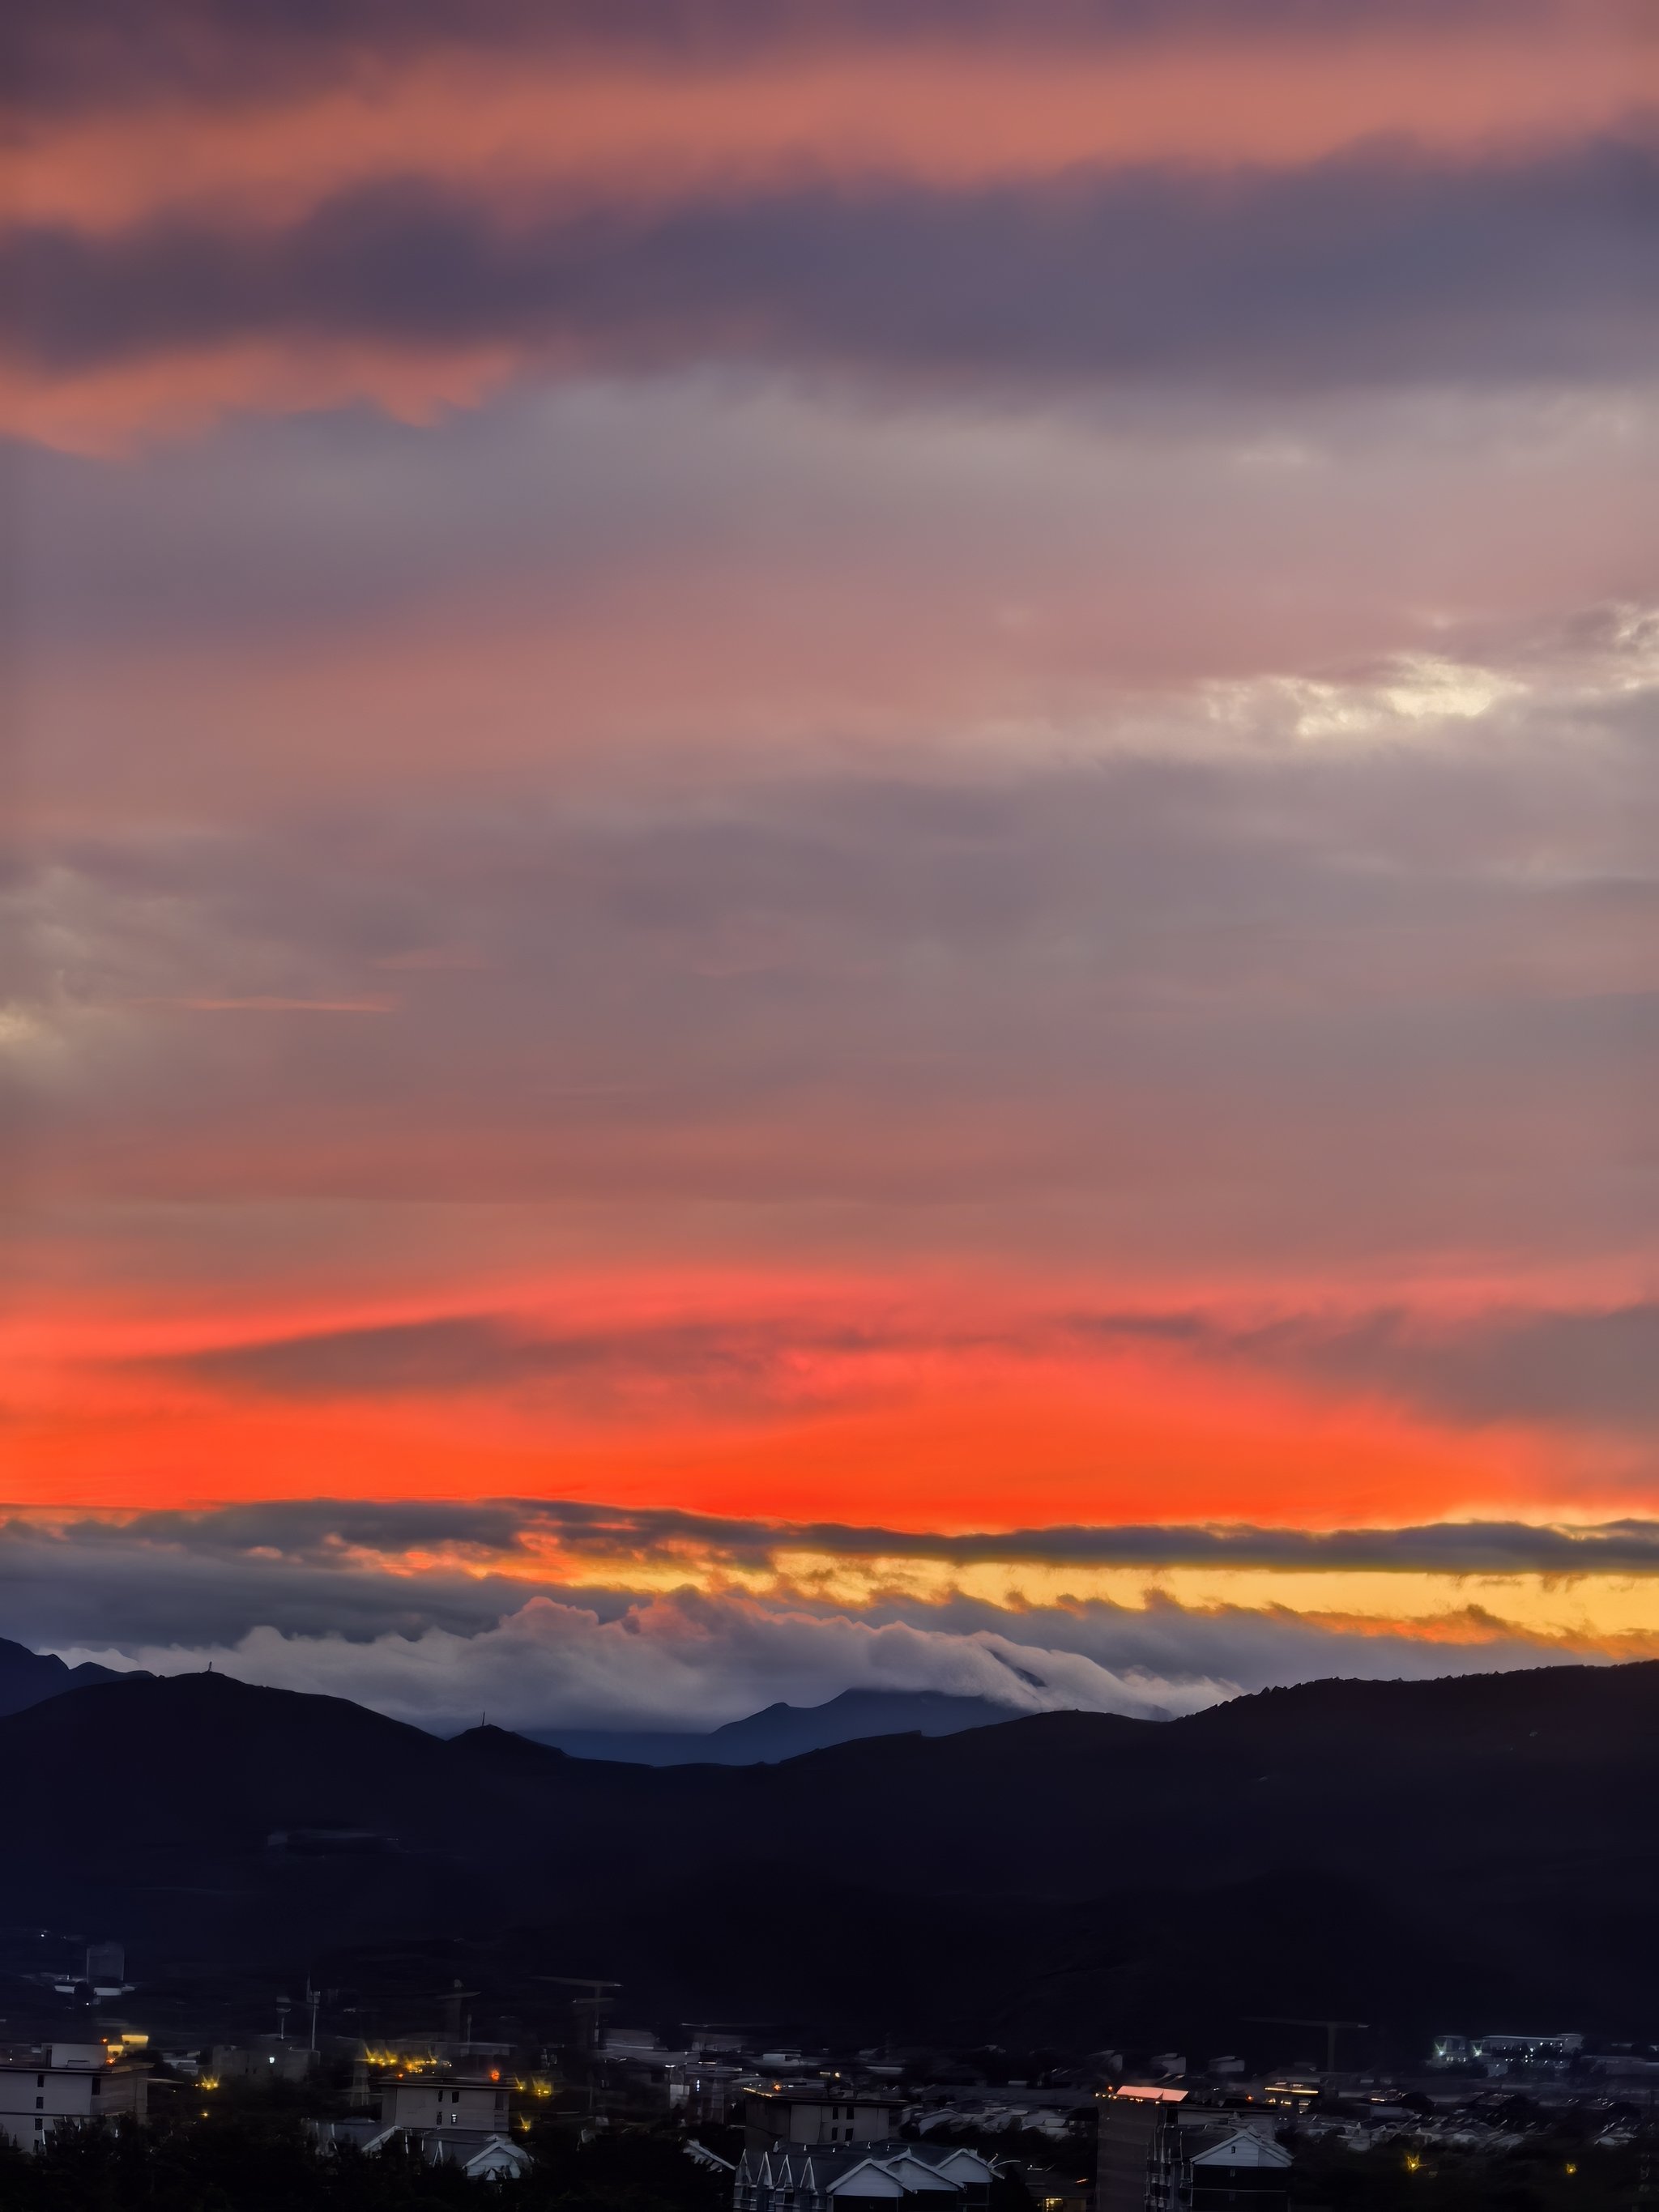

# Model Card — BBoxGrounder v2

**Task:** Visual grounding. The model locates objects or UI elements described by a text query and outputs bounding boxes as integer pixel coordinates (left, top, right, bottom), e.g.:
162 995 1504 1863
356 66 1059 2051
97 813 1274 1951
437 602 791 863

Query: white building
311 2115 530 2176
0 2053 148 2151
1175 2126 1293 2207
450 2133 531 2179
744 2088 905 2150
736 2138 995 2212
380 2069 511 2135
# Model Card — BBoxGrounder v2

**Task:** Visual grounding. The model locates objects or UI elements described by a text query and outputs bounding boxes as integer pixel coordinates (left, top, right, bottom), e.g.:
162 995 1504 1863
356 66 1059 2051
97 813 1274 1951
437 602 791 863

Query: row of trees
0 2115 732 2212
1286 2130 1653 2210
4 2108 1648 2212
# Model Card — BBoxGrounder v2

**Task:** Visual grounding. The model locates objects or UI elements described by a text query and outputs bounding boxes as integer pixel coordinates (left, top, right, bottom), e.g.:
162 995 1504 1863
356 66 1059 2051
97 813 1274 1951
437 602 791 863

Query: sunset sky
4 0 1657 1732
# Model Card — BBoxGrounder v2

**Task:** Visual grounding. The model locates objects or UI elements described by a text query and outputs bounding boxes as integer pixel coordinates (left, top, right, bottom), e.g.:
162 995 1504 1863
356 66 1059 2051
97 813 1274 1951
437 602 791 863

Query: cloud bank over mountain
11 1501 1659 1737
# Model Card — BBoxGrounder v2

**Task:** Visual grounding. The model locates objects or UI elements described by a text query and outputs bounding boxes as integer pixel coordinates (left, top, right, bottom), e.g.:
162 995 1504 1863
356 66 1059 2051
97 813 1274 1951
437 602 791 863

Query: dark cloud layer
146 1313 845 1408
131 1298 1659 1438
0 1518 524 1652
9 140 1655 392
22 1496 1659 1582
1073 1303 1659 1430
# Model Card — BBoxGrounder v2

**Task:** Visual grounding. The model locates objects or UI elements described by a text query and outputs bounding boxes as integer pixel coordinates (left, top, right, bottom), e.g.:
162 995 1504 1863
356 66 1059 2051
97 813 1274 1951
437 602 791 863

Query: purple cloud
6 141 1653 394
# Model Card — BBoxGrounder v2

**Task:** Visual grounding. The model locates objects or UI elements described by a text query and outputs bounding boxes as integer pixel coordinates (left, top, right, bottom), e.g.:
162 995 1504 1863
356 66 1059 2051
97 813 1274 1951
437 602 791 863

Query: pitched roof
1188 2129 1292 2169
740 2142 992 2200
826 2160 911 2198
458 2134 531 2176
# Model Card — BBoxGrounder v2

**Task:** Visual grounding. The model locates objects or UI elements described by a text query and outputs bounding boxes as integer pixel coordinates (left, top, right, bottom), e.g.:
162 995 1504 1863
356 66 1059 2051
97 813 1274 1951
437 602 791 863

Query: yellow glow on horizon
23 1502 1659 1664
220 1533 1659 1660
421 1537 1659 1655
305 1529 1659 1653
767 1554 1659 1647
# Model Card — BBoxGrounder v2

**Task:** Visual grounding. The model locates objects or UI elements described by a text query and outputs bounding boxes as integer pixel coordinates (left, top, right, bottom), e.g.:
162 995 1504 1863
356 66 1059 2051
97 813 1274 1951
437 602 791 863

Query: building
911 2087 1098 2142
736 2140 994 2212
593 2029 744 2121
348 2039 510 2102
446 2133 531 2179
1018 2165 1090 2212
744 2088 906 2152
1098 2087 1188 2212
83 1942 126 1989
0 2051 148 2152
1149 2120 1291 2210
211 2039 317 2085
1098 2088 1291 2212
311 2115 530 2177
1469 2033 1584 2077
380 2069 511 2135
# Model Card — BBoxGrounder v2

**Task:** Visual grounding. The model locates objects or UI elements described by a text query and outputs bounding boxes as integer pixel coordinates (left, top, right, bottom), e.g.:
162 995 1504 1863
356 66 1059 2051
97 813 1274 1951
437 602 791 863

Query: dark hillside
0 1633 144 1720
6 1660 1659 2050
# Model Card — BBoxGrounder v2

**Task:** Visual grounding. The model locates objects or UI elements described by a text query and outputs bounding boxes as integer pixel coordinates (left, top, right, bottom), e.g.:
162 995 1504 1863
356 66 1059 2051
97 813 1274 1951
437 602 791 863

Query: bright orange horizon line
0 1494 1639 1539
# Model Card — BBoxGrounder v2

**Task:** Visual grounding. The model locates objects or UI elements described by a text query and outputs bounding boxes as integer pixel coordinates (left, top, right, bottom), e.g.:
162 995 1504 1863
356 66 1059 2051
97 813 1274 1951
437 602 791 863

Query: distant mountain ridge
4 1656 1659 2053
0 1633 146 1720
533 1686 1032 1762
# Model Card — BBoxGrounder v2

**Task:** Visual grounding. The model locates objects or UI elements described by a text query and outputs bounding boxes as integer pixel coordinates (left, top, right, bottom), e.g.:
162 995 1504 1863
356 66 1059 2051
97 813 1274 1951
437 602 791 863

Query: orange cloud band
6 1276 1640 1526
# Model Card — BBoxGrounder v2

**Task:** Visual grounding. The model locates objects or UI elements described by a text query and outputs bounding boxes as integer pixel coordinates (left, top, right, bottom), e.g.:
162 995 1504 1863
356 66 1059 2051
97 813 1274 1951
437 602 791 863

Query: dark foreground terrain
6 1658 1659 2053
0 2112 1644 2212
0 2115 731 2212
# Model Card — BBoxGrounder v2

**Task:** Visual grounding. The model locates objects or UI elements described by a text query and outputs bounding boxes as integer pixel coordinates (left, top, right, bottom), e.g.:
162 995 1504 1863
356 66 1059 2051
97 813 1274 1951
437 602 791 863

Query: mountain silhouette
533 1687 1029 1763
0 1633 147 1720
6 1660 1659 2058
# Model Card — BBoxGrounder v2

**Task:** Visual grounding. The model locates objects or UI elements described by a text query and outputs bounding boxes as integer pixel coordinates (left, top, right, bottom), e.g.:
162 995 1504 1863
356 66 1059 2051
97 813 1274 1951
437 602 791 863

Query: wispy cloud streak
119 1298 1659 1438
